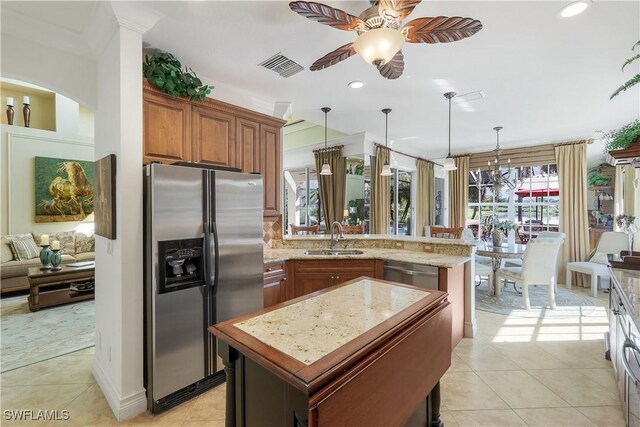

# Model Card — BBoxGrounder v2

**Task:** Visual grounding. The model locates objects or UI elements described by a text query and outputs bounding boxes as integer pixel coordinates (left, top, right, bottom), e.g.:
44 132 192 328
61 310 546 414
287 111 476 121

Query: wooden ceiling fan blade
310 43 357 71
289 1 365 31
378 0 422 23
377 50 404 79
403 16 483 43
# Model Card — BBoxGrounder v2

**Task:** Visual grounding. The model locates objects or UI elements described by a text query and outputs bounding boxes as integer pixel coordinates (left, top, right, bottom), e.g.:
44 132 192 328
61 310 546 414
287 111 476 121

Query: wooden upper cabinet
143 91 190 164
260 124 281 218
237 118 260 173
143 82 285 218
191 106 236 168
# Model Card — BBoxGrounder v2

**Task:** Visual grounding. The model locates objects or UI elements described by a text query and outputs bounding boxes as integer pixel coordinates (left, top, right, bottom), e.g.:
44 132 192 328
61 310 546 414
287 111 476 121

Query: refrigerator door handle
211 222 219 292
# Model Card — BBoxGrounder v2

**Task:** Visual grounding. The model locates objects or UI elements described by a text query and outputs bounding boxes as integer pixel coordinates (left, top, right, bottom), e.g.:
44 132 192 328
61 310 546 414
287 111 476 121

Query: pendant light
380 108 393 176
442 92 458 172
319 107 332 175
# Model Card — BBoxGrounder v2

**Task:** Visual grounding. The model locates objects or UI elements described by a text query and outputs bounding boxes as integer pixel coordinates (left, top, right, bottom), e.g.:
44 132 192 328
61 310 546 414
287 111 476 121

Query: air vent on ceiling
259 53 304 78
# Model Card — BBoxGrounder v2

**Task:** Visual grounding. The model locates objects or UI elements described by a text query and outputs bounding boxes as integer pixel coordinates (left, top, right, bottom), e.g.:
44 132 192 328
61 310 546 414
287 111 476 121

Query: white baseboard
92 356 147 421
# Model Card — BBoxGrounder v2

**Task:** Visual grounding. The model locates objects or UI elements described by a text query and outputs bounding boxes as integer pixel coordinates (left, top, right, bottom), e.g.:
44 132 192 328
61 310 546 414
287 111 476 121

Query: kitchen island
210 277 452 427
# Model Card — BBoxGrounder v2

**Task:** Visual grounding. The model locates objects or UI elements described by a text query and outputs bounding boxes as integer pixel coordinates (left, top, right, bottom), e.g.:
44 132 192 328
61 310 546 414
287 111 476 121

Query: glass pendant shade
320 162 332 175
380 163 393 176
353 28 405 65
443 157 457 171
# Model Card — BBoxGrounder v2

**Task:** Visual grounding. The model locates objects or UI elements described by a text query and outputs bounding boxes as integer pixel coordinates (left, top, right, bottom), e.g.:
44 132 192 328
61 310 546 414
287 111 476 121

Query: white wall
1 33 97 110
91 23 147 421
0 92 94 235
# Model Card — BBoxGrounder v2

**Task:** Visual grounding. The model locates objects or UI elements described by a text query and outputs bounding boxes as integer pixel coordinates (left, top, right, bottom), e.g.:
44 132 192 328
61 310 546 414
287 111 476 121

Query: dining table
476 242 527 296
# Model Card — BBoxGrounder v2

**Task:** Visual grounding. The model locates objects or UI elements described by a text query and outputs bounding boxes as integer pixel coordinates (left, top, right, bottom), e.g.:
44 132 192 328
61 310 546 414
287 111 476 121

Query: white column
92 6 159 419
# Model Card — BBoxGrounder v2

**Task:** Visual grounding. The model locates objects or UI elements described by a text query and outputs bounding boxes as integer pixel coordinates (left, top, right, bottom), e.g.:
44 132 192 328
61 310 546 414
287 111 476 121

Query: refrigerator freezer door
148 164 208 400
212 171 264 324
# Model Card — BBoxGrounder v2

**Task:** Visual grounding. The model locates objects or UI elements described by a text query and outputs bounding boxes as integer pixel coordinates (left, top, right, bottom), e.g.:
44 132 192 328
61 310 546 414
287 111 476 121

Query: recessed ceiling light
559 0 591 18
348 81 364 89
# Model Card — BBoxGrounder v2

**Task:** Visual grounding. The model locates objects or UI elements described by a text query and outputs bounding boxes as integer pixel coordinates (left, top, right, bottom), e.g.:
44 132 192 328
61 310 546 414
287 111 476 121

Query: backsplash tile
263 217 283 248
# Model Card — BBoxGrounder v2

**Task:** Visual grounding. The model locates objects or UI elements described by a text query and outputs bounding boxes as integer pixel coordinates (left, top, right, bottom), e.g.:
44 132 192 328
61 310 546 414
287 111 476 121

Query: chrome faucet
329 221 344 249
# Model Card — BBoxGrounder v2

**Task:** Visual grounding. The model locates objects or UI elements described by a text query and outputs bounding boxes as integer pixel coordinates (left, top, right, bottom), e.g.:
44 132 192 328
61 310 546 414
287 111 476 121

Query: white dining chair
566 231 628 297
504 231 566 268
496 238 563 309
475 262 494 291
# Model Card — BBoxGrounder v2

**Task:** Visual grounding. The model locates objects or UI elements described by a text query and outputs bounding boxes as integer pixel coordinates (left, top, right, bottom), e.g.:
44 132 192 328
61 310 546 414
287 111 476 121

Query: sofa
1 231 95 293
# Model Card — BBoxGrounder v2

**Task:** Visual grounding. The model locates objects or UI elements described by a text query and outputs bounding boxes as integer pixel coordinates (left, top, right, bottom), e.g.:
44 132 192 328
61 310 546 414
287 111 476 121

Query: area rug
475 280 596 318
1 295 94 372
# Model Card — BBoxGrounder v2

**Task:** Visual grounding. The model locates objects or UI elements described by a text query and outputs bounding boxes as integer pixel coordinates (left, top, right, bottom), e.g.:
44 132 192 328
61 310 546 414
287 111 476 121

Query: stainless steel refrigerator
144 163 264 413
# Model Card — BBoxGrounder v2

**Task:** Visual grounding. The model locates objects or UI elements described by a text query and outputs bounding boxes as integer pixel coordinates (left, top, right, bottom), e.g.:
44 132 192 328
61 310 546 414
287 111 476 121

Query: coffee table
27 264 95 312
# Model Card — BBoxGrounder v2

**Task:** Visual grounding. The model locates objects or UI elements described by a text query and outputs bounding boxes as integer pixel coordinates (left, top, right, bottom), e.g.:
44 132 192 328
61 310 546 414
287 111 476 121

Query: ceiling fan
289 0 483 79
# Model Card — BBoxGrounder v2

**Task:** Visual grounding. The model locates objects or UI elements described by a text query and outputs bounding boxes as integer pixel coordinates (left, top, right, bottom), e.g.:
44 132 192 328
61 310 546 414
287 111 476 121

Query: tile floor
0 287 625 426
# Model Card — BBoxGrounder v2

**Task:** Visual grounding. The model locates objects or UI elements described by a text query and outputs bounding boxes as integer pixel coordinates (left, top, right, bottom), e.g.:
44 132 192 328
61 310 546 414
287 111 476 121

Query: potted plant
587 164 612 188
603 119 640 153
143 51 213 101
482 218 517 246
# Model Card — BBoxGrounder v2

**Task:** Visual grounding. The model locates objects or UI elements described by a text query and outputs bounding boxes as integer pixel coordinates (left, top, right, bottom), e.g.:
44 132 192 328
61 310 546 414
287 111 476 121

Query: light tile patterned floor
0 287 625 426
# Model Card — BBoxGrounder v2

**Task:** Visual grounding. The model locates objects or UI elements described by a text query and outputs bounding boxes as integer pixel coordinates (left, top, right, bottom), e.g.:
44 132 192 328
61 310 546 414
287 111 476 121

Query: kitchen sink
304 249 364 256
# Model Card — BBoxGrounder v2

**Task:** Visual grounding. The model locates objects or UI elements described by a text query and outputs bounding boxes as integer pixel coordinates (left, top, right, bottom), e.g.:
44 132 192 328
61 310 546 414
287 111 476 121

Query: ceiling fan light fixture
443 157 457 172
559 0 591 18
348 80 364 89
319 106 332 175
353 28 405 66
380 163 393 176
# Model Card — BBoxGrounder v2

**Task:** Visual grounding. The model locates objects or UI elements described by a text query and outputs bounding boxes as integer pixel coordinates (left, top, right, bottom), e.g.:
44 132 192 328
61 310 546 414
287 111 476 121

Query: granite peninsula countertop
264 248 470 268
233 278 431 365
610 268 640 330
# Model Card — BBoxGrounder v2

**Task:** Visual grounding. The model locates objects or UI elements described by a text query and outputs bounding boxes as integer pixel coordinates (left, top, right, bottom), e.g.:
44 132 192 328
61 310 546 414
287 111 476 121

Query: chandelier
483 126 517 189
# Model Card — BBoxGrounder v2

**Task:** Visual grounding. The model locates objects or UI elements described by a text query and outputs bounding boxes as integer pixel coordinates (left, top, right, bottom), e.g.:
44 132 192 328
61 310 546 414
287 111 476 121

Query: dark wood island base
211 277 452 427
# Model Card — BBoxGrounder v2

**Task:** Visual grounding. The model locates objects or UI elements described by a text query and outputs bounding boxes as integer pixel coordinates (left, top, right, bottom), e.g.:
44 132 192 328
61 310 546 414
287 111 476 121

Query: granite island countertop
610 268 640 330
233 278 431 365
264 248 470 268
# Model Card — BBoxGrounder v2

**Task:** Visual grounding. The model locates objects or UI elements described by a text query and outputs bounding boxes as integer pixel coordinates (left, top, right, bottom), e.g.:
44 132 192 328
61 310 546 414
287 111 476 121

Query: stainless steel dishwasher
383 260 439 290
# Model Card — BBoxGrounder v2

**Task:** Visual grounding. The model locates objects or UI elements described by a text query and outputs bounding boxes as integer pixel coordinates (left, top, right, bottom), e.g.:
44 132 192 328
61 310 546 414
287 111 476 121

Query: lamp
442 92 458 172
319 107 332 175
380 108 393 176
353 28 405 67
483 126 516 189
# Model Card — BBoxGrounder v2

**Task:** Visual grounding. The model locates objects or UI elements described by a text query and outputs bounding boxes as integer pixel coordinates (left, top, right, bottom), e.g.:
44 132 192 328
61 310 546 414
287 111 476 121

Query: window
390 169 413 235
283 168 321 234
468 165 559 241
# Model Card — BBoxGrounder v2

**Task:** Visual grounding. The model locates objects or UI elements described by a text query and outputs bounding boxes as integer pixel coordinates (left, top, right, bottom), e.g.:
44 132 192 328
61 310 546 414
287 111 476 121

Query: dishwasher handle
384 265 438 277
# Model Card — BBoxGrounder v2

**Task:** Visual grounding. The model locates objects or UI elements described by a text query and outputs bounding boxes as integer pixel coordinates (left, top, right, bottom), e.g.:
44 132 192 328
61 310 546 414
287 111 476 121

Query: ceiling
2 1 639 163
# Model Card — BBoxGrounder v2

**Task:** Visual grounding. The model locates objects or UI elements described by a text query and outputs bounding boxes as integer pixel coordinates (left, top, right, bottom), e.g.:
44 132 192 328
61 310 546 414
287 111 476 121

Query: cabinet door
143 91 190 164
191 106 236 167
294 273 334 298
333 271 375 286
237 118 260 173
260 124 282 218
264 276 285 308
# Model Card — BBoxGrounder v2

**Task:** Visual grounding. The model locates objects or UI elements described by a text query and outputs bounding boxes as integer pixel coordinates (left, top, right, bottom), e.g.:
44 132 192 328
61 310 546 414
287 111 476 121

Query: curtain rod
374 143 443 167
554 139 588 147
312 144 344 153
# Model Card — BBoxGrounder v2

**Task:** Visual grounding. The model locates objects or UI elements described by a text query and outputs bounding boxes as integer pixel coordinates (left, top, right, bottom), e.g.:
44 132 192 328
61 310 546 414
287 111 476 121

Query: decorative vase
23 103 31 128
491 230 503 247
50 249 62 271
39 245 52 270
6 105 14 125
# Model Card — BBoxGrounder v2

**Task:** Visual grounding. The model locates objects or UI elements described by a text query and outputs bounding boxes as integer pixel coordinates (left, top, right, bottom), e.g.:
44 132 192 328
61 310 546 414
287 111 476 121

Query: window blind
469 143 557 170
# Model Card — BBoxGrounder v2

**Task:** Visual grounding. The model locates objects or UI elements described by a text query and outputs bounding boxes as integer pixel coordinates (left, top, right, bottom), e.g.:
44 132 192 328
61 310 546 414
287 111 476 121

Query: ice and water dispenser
157 238 204 293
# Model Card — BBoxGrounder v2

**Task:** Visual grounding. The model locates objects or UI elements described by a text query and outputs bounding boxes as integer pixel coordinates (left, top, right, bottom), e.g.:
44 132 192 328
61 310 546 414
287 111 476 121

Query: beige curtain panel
371 146 391 234
448 156 469 229
314 147 346 227
416 159 435 236
555 143 590 286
